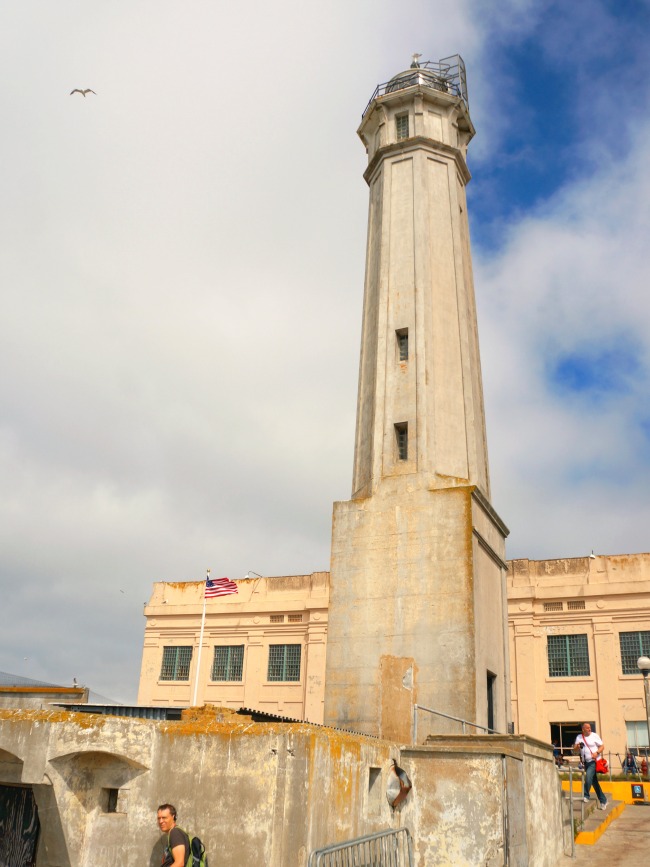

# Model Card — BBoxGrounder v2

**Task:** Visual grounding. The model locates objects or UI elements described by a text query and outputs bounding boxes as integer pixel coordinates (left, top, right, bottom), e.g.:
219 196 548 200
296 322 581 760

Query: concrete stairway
573 798 625 845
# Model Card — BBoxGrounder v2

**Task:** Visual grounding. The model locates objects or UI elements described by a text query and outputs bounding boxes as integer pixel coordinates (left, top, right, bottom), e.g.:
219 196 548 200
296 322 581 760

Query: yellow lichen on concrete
0 707 111 729
180 704 242 722
159 714 322 740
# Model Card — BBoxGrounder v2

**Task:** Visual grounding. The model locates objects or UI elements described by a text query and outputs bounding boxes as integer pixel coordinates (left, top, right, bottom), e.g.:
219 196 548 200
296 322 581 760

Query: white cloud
2 0 648 701
477 117 650 559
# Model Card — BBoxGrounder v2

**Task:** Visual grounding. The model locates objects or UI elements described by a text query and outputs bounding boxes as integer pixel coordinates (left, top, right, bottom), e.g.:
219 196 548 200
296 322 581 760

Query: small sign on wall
632 784 644 800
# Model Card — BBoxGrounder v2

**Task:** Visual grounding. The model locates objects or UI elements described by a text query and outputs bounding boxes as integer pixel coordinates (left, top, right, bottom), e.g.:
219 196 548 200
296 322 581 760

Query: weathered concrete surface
326 484 509 741
351 78 487 502
0 708 564 867
402 735 564 867
0 706 394 867
324 64 510 741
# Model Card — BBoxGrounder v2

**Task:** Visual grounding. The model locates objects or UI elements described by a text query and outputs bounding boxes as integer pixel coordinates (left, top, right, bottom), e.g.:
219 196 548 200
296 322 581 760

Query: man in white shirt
573 722 607 810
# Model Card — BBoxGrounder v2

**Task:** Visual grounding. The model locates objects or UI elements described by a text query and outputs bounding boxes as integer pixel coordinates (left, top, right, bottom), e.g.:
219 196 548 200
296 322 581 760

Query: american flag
204 576 238 598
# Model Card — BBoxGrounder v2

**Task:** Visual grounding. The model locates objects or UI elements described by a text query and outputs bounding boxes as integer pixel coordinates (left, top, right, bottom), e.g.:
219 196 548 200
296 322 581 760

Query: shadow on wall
149 837 164 867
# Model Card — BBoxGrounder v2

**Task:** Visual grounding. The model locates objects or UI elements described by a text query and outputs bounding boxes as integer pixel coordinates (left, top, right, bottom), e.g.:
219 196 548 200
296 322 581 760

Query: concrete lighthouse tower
324 56 510 742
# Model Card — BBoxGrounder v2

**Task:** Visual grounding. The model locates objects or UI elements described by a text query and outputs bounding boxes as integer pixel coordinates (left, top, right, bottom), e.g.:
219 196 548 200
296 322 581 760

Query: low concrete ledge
575 801 625 845
403 733 555 763
398 733 562 866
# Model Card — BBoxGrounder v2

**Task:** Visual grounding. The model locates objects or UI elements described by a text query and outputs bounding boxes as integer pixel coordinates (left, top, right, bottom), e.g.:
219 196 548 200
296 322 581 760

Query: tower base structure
324 480 510 742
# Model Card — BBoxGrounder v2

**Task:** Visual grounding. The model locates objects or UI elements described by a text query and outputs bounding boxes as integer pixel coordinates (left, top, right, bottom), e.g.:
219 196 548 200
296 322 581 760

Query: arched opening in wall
49 750 149 817
0 783 40 866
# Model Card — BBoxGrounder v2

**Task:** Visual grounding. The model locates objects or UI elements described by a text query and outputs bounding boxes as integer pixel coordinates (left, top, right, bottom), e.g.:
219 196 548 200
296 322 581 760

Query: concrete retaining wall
0 708 563 866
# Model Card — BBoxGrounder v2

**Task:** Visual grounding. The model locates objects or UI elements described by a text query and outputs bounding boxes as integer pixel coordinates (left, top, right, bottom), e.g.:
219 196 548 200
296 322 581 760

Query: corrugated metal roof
238 707 379 738
54 704 184 721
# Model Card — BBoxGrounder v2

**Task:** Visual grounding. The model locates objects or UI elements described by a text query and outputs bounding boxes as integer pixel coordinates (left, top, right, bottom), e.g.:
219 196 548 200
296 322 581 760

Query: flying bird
70 89 96 97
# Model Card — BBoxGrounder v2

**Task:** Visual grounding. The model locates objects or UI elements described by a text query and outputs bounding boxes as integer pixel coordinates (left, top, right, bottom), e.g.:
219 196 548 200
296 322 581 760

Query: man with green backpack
156 803 208 867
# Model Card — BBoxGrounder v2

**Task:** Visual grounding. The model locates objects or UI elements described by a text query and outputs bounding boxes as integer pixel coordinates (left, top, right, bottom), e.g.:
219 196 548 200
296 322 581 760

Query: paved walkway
563 803 650 864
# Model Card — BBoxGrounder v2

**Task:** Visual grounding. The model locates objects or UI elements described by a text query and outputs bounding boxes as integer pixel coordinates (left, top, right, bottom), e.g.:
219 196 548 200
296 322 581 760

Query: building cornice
471 486 510 539
473 529 509 571
363 135 472 186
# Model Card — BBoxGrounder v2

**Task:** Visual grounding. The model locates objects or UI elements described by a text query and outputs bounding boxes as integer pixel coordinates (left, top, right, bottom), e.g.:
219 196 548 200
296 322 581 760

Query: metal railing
557 749 649 785
412 703 501 744
558 764 586 859
362 55 468 117
308 827 414 867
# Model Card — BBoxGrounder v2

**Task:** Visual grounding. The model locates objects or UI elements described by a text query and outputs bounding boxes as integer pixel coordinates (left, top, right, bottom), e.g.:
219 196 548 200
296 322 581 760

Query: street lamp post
637 656 650 763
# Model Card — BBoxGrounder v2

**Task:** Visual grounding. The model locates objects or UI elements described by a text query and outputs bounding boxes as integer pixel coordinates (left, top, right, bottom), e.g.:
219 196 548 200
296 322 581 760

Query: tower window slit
396 329 408 361
395 423 408 461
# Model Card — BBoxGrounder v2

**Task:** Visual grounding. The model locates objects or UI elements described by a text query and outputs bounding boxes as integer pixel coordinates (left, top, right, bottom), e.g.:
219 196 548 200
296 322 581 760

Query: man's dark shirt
161 826 189 867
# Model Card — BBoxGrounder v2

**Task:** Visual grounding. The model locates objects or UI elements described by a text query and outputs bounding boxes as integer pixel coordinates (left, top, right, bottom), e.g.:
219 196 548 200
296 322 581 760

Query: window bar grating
268 644 302 682
566 634 590 676
211 645 244 681
620 631 650 674
547 634 590 678
160 646 193 681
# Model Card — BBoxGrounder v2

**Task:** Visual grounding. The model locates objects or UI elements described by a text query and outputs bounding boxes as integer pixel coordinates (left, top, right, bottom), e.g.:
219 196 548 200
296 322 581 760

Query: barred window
547 635 590 677
544 602 563 612
396 114 409 140
160 646 193 681
268 644 301 682
288 614 302 623
211 645 244 681
270 615 284 624
567 600 585 610
619 631 650 675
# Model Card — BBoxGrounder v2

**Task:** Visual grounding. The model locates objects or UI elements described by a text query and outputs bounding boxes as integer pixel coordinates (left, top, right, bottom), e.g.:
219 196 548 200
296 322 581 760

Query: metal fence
362 55 468 117
308 828 414 867
558 763 586 859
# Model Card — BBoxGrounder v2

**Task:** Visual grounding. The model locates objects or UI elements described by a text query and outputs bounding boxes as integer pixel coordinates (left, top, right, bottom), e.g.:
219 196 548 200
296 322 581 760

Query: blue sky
470 0 650 235
0 0 649 700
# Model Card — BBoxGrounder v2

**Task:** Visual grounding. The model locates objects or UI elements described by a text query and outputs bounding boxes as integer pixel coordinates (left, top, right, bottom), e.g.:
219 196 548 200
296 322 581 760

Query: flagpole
192 569 209 707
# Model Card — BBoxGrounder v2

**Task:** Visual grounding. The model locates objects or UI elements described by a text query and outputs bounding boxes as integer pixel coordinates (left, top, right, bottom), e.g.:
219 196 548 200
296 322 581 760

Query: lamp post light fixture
637 656 650 759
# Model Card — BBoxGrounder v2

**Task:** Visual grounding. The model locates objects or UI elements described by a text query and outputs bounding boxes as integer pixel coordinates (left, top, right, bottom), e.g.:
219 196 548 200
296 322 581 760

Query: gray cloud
2 1 648 702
